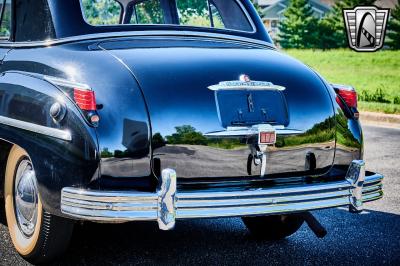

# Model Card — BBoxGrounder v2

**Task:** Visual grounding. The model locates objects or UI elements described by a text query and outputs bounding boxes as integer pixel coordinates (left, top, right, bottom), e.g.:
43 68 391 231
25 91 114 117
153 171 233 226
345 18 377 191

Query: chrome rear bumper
61 160 383 230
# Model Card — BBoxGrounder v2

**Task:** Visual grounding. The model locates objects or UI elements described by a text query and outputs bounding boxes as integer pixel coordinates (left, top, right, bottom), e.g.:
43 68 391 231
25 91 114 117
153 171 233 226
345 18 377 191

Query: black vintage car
0 0 383 264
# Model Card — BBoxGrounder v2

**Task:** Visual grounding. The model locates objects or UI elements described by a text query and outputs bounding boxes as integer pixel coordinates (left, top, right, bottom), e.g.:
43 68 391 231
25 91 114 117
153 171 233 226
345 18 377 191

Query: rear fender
0 71 99 216
315 73 363 169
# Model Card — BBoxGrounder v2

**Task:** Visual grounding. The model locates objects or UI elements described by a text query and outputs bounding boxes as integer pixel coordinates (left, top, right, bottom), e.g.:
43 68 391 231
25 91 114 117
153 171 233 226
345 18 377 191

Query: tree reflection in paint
166 125 208 145
101 113 361 157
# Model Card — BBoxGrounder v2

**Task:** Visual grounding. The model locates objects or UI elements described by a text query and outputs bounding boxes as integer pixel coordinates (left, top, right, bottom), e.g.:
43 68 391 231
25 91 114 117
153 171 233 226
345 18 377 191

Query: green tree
100 148 113 158
278 0 319 48
135 0 164 24
152 133 166 149
386 3 400 49
251 0 263 16
82 0 121 25
318 0 375 49
166 125 207 145
177 0 208 16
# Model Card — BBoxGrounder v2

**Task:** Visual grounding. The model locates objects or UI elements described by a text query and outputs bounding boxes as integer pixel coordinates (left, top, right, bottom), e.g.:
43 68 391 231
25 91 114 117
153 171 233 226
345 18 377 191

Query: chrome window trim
79 0 257 34
204 126 303 138
0 30 275 49
0 116 72 141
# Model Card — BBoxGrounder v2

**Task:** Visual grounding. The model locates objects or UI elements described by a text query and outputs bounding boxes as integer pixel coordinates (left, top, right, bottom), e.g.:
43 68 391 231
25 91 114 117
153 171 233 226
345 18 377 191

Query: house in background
256 0 332 39
255 0 399 40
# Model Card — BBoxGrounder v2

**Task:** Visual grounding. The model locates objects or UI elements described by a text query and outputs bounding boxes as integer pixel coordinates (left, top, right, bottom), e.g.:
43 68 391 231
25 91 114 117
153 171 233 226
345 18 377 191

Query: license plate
215 90 289 128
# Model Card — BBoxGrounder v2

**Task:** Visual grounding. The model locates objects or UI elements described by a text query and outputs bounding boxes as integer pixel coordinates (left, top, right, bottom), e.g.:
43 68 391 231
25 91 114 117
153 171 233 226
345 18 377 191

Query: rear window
81 0 254 32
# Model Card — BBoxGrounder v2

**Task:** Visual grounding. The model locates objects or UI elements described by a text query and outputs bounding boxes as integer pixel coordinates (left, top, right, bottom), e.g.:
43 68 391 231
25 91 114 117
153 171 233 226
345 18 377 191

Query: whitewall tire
4 145 74 264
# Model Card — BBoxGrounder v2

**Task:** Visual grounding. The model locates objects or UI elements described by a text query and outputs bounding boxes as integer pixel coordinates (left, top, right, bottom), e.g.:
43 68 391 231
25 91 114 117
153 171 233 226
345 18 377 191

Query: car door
0 0 12 64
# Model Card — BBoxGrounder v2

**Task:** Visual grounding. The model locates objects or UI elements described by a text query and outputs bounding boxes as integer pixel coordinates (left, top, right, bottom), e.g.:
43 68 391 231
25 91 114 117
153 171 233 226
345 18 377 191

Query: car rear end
40 0 382 229
59 39 383 230
1 0 385 263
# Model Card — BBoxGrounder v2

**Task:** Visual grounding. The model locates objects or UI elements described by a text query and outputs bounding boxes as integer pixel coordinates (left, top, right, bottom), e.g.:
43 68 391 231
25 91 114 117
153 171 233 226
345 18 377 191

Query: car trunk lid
98 37 336 180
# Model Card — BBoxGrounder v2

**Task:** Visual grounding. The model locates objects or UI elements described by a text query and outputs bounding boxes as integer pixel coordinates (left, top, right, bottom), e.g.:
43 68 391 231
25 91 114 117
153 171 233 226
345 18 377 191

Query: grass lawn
285 49 400 114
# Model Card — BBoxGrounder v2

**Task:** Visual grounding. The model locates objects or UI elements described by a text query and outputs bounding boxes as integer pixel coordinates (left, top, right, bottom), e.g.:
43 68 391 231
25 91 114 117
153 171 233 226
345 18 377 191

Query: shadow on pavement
0 198 5 225
20 207 396 265
1 205 399 265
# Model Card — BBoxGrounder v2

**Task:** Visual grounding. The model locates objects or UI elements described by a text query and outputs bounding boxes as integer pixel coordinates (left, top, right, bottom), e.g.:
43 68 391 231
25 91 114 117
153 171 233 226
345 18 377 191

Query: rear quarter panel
0 42 152 215
0 71 98 215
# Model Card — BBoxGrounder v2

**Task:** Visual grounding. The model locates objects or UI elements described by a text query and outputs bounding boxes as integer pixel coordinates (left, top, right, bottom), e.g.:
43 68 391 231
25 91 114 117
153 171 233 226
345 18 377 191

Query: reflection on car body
0 0 383 264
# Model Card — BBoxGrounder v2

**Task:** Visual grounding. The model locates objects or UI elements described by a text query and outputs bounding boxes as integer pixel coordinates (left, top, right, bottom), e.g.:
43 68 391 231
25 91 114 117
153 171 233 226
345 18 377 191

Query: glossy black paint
99 39 337 179
0 71 99 215
0 0 363 217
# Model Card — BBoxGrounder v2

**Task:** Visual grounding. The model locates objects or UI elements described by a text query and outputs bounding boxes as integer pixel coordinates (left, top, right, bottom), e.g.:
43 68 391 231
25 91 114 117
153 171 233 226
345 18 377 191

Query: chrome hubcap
14 159 38 237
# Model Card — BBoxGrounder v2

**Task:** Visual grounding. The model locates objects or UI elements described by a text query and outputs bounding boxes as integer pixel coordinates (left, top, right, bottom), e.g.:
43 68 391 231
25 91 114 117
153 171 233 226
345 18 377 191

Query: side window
130 0 164 24
81 0 122 25
209 3 225 29
0 0 11 39
177 0 226 29
177 0 210 27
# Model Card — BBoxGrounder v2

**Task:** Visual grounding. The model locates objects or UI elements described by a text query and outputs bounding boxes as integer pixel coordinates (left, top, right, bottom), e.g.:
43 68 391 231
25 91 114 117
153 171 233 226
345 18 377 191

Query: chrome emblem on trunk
208 75 286 91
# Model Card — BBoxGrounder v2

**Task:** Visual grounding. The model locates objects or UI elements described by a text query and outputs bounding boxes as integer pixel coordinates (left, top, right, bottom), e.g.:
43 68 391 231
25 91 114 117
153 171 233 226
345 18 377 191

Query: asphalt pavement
1 124 399 265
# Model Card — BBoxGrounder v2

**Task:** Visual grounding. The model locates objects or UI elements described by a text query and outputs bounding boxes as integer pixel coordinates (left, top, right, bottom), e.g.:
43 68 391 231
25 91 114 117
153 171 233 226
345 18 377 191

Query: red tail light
337 89 357 108
44 76 100 126
333 84 357 108
73 88 97 111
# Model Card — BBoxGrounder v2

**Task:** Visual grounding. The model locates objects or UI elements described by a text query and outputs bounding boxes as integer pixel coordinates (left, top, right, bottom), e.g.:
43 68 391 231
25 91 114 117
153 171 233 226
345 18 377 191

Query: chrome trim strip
62 197 157 211
362 183 382 194
44 76 91 91
362 191 384 203
363 173 383 185
0 31 274 49
177 197 352 219
331 83 355 92
208 84 286 91
208 81 286 92
61 205 158 221
61 189 157 202
61 169 383 227
178 181 353 199
0 116 72 141
205 126 303 138
177 190 351 208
